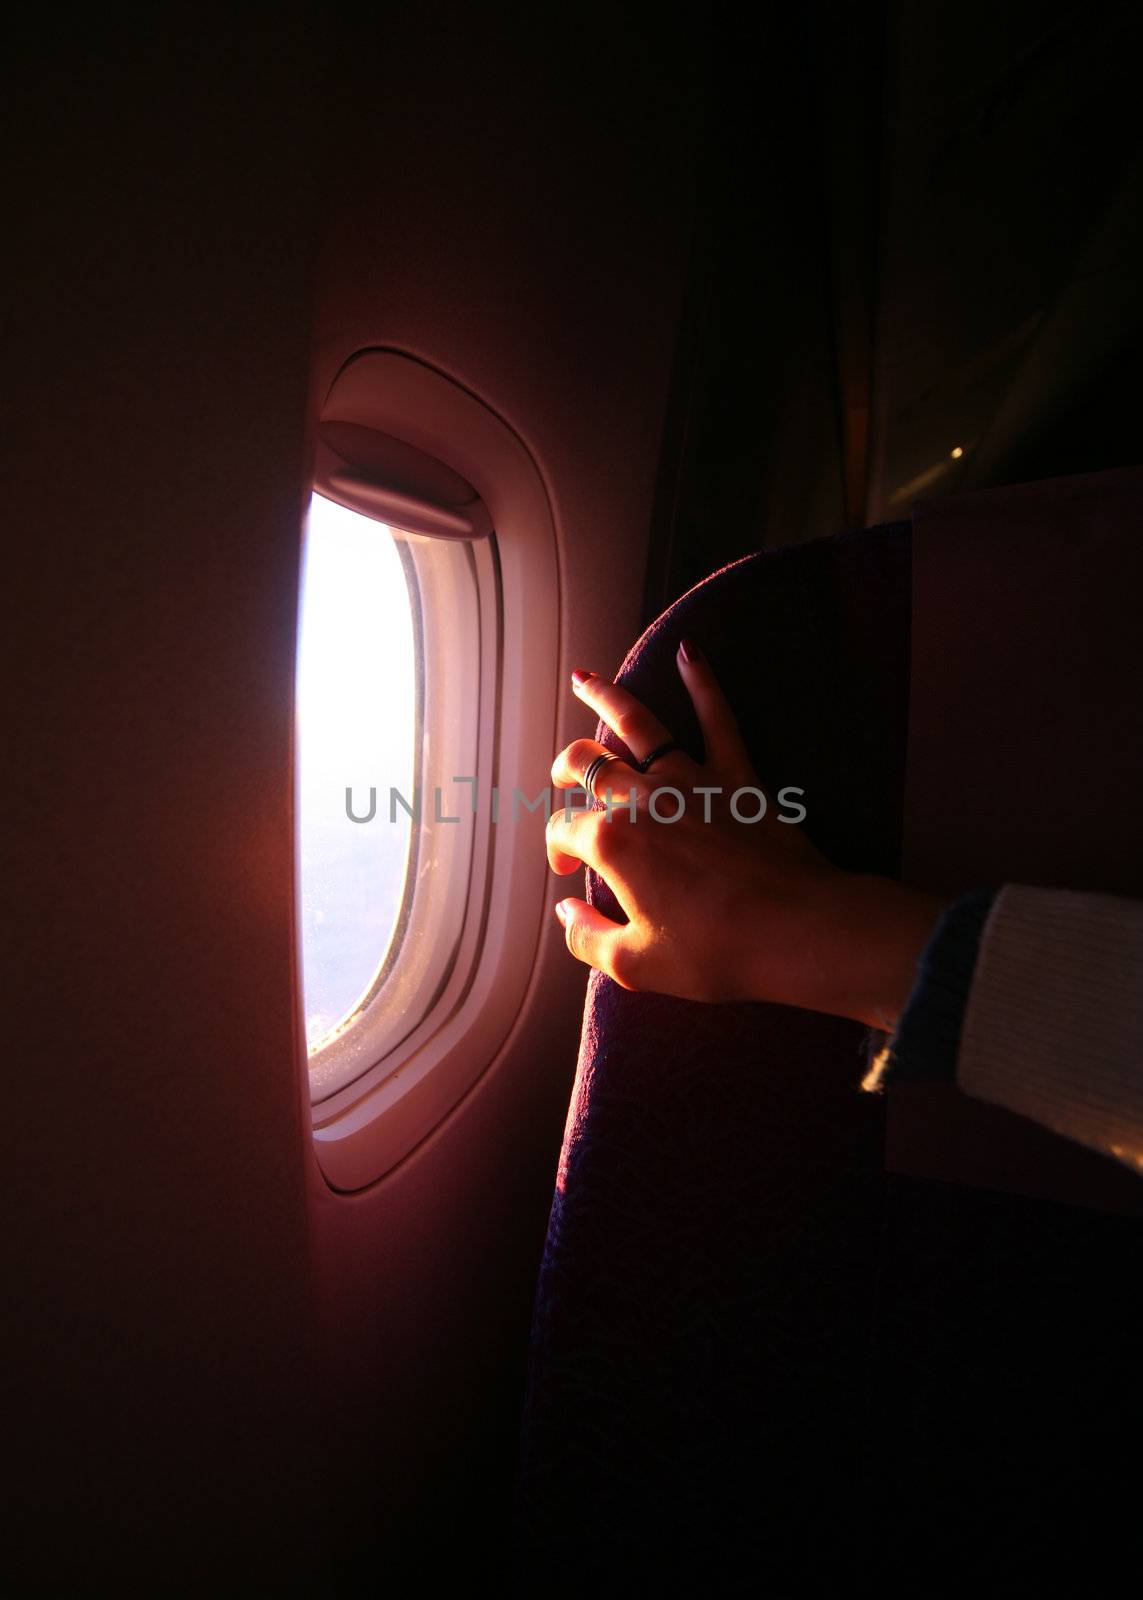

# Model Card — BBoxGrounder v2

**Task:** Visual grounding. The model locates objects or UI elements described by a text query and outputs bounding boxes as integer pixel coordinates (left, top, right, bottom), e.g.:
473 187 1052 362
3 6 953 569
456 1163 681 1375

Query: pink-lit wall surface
7 10 699 1583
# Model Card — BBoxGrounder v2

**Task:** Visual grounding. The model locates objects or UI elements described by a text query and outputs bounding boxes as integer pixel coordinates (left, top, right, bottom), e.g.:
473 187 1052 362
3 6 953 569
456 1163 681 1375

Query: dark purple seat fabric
514 498 1143 1595
514 524 912 1592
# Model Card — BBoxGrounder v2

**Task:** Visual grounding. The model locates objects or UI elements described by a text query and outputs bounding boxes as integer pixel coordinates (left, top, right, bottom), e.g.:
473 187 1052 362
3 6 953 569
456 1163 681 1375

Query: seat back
516 523 912 1590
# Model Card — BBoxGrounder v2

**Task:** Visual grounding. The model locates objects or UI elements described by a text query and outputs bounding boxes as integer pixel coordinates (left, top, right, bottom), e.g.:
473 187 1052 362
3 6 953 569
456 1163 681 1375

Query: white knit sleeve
957 885 1143 1175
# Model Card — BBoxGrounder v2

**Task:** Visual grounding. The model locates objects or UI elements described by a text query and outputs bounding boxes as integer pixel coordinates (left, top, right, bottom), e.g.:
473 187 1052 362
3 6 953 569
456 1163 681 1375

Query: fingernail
571 669 593 688
679 637 703 664
554 899 569 925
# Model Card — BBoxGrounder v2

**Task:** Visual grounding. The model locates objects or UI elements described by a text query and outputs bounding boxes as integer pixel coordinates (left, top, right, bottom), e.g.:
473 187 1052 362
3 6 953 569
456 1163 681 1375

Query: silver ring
582 752 624 801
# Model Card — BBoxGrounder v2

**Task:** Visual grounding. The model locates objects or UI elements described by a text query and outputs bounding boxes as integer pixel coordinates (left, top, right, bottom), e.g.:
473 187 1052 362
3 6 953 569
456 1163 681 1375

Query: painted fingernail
571 669 593 688
554 899 569 925
679 637 703 664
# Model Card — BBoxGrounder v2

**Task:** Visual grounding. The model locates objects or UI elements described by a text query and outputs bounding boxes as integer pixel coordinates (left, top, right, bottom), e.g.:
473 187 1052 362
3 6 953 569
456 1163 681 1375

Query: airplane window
299 473 488 1108
300 348 558 1184
296 492 417 1053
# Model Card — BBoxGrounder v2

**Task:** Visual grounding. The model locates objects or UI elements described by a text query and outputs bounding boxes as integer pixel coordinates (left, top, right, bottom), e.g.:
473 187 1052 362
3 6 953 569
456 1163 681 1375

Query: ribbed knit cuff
957 886 1143 1174
862 889 997 1092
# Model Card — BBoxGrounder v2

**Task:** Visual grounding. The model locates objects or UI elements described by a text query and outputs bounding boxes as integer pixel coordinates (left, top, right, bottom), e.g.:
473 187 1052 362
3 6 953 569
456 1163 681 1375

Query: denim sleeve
874 889 1000 1085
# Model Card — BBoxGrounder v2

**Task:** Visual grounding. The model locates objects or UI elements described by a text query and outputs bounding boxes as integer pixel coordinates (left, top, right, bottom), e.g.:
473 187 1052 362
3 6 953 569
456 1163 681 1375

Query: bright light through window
296 493 417 1053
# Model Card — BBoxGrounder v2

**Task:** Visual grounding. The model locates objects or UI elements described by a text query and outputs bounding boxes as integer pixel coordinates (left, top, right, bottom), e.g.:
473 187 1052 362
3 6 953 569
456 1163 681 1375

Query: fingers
554 898 638 989
545 806 637 920
571 670 672 764
546 802 595 876
545 803 608 876
675 637 756 784
551 736 642 796
569 653 754 786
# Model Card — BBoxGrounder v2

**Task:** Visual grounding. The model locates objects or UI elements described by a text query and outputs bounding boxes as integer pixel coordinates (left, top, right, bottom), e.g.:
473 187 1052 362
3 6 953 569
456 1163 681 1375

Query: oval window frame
302 350 560 1190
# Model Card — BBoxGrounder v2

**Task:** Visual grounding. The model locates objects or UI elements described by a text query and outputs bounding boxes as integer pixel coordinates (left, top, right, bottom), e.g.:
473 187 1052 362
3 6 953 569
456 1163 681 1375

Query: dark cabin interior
8 2 1142 1592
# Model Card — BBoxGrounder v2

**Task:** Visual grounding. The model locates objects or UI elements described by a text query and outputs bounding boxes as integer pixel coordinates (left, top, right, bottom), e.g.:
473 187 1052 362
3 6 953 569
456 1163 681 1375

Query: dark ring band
583 751 624 801
637 740 680 773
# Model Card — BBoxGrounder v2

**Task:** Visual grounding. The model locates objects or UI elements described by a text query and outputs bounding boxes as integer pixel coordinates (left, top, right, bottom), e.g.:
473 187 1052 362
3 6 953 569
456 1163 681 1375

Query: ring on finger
583 752 626 801
636 739 681 774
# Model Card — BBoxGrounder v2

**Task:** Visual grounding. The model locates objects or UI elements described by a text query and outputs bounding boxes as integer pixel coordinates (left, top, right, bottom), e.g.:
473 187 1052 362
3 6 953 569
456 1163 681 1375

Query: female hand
546 639 943 1029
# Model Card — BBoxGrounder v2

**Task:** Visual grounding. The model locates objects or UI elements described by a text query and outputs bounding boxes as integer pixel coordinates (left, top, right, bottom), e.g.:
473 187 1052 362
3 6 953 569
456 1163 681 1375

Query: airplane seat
515 469 1143 1593
514 520 914 1591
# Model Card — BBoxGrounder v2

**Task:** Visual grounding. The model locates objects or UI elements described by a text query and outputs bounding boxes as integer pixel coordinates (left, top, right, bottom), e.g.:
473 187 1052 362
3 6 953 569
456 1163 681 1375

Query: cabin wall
7 16 326 1586
7 9 700 1584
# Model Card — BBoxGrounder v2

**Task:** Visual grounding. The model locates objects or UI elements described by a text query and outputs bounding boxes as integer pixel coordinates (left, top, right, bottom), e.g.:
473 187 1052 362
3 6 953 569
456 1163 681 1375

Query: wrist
795 872 946 1030
835 874 947 1030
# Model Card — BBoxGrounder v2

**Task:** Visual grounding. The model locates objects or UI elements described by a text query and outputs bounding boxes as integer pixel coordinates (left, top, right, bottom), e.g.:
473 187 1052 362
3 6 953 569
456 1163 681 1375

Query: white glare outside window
296 492 417 1054
296 482 490 1104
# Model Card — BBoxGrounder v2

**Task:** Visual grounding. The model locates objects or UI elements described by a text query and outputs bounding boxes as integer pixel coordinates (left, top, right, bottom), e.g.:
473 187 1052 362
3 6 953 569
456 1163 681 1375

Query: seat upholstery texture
516 524 911 1590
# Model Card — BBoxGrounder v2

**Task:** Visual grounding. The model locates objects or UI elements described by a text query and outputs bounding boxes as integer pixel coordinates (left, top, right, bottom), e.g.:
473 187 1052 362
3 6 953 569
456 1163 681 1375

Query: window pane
296 493 417 1053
